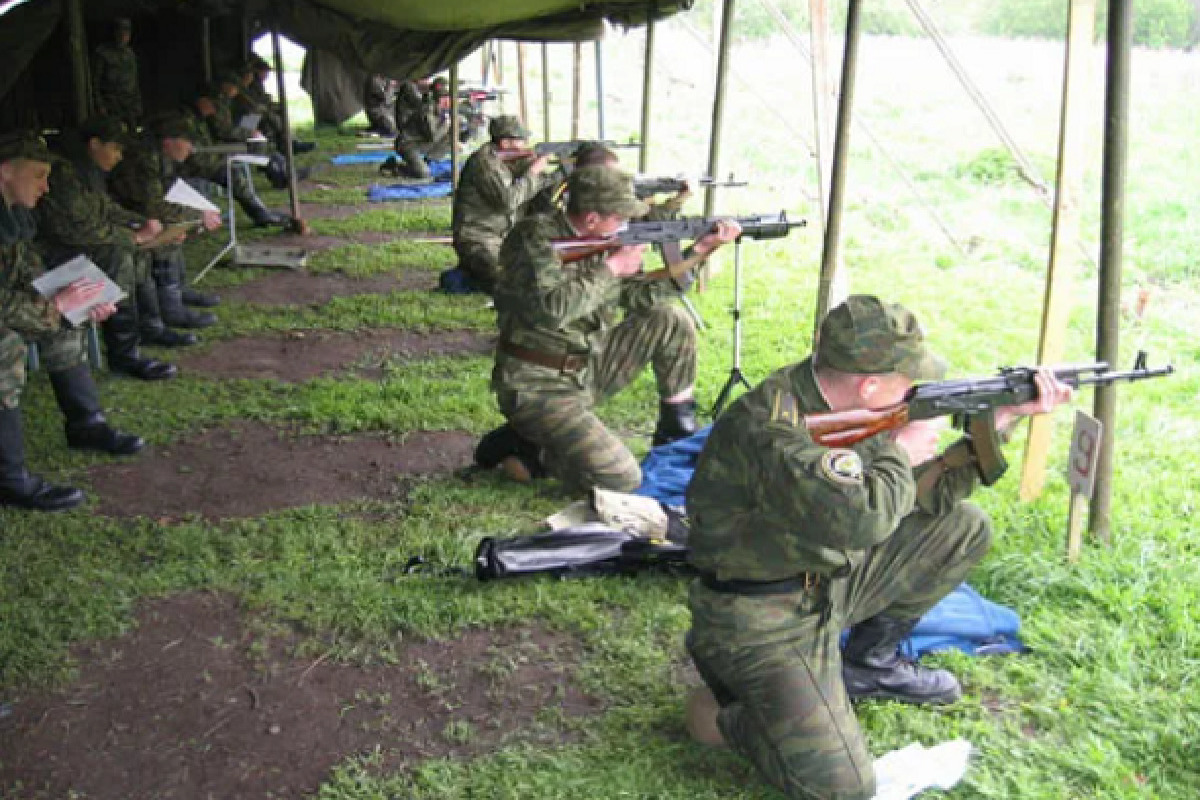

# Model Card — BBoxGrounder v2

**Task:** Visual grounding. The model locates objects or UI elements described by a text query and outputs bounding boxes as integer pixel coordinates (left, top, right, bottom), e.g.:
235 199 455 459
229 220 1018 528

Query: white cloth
872 739 972 800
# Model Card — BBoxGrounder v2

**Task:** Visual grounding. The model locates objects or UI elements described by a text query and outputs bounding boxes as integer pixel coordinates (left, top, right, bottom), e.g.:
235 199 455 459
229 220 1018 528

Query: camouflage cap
816 294 946 381
489 115 530 141
80 117 135 147
0 131 52 164
567 166 649 219
114 17 132 31
572 141 618 168
216 68 244 86
149 113 195 142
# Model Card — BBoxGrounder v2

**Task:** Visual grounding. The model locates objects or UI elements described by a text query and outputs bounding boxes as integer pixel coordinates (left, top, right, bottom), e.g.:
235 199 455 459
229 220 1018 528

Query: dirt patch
297 203 363 220
220 270 438 306
261 230 438 252
86 422 477 521
175 329 492 382
0 592 600 800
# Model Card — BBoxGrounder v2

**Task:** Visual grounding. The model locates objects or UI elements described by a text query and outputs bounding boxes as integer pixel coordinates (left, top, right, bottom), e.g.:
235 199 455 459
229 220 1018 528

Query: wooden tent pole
450 62 461 189
1019 0 1097 502
594 40 606 140
66 0 90 123
813 0 863 337
638 17 655 172
703 0 736 217
270 24 301 223
517 43 529 125
202 17 213 84
571 42 582 140
1090 0 1133 541
541 44 551 142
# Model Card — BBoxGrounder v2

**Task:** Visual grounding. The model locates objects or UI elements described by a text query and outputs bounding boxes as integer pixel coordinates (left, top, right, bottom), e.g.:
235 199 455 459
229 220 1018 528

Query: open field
2 20 1198 800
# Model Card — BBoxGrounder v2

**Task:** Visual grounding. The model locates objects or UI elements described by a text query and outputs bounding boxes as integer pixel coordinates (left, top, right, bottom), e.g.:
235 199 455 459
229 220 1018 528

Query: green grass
4 26 1200 800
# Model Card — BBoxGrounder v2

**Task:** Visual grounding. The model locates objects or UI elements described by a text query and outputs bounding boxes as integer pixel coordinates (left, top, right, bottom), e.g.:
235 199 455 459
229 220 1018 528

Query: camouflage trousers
86 244 151 296
454 239 502 294
686 503 992 800
183 155 259 209
498 303 696 492
0 326 87 409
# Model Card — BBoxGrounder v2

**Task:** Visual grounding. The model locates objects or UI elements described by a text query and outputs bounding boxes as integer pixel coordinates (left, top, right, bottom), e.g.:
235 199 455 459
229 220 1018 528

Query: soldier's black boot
100 300 179 380
182 287 220 308
137 279 197 347
49 365 145 457
842 616 962 705
0 408 85 511
652 399 698 447
153 257 217 329
241 194 289 227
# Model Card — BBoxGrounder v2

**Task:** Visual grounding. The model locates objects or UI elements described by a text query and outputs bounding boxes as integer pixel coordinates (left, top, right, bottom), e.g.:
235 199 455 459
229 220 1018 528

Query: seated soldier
234 57 314 154
449 115 556 294
193 73 298 201
364 74 399 137
36 118 192 382
474 166 739 492
0 131 145 512
108 114 224 330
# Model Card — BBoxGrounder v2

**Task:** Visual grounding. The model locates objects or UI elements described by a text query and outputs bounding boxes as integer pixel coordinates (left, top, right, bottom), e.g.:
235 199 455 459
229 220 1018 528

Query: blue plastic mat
634 425 1025 658
331 150 392 164
367 182 452 202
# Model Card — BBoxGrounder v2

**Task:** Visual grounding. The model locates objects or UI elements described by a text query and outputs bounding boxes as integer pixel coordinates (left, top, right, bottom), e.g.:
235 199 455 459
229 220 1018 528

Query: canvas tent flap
291 0 688 33
0 0 63 102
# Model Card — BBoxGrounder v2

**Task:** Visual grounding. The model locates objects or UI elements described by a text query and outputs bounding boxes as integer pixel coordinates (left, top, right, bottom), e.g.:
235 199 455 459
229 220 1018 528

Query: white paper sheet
871 739 972 800
31 255 126 326
164 178 221 214
237 112 261 132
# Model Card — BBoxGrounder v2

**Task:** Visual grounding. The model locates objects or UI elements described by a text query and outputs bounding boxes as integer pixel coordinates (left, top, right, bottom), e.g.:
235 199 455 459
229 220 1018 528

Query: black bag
474 522 691 580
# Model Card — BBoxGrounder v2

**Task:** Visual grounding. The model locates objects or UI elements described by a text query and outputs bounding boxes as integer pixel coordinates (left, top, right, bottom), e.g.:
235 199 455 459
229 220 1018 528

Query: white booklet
31 255 126 326
164 178 221 214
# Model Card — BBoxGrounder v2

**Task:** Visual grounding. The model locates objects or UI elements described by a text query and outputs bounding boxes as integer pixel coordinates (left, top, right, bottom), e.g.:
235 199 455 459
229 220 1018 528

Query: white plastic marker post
1066 410 1103 562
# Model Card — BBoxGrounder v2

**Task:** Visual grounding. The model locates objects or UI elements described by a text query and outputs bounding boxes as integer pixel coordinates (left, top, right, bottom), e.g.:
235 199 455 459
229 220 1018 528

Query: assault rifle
551 212 805 265
496 140 642 163
633 174 748 198
802 353 1174 485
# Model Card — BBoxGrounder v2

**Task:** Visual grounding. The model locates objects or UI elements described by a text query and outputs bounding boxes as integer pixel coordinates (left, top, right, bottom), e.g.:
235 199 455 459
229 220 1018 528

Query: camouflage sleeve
108 150 185 225
37 165 138 249
500 219 620 328
473 155 552 214
744 396 917 551
618 274 681 314
0 245 62 336
912 438 980 515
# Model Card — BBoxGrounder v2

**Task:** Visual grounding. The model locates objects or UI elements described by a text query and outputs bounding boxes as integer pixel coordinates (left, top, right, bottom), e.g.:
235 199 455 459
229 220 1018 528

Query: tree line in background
685 0 1200 50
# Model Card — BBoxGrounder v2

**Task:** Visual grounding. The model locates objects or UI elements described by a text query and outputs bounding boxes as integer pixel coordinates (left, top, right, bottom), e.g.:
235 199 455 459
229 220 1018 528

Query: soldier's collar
793 356 832 413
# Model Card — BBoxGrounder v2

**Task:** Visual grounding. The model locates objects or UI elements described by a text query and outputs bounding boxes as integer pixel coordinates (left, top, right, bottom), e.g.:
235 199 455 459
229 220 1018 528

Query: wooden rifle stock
550 237 624 264
803 404 911 447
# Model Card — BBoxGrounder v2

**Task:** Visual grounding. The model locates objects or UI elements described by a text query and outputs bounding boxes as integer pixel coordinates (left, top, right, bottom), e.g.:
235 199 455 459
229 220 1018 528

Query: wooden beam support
1019 0 1097 502
703 0 737 217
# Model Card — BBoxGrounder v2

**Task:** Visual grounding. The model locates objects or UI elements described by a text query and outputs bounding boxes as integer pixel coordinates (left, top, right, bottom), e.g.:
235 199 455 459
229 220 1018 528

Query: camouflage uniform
364 75 398 136
685 297 991 800
92 28 141 129
390 81 455 180
491 169 699 493
452 118 558 293
0 200 79 409
35 150 147 298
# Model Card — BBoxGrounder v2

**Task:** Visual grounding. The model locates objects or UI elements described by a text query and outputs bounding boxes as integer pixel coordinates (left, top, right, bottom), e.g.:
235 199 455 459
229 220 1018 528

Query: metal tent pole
1090 0 1133 541
703 0 736 218
450 62 461 188
541 44 551 142
571 42 582 140
813 0 863 336
270 23 302 224
594 40 606 140
638 17 655 172
66 0 91 123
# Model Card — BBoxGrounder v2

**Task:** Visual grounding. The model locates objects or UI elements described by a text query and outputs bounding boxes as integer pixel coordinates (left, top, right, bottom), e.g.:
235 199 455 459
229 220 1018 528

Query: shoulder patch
820 449 864 486
770 390 800 427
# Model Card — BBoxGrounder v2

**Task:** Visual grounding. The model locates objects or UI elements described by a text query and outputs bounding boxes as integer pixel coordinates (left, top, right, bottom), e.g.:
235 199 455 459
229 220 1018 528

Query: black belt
700 571 823 596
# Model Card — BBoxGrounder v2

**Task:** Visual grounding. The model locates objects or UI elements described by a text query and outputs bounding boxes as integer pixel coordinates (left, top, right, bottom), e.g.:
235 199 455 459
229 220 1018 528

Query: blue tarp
331 150 392 164
367 182 452 202
634 425 1025 658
